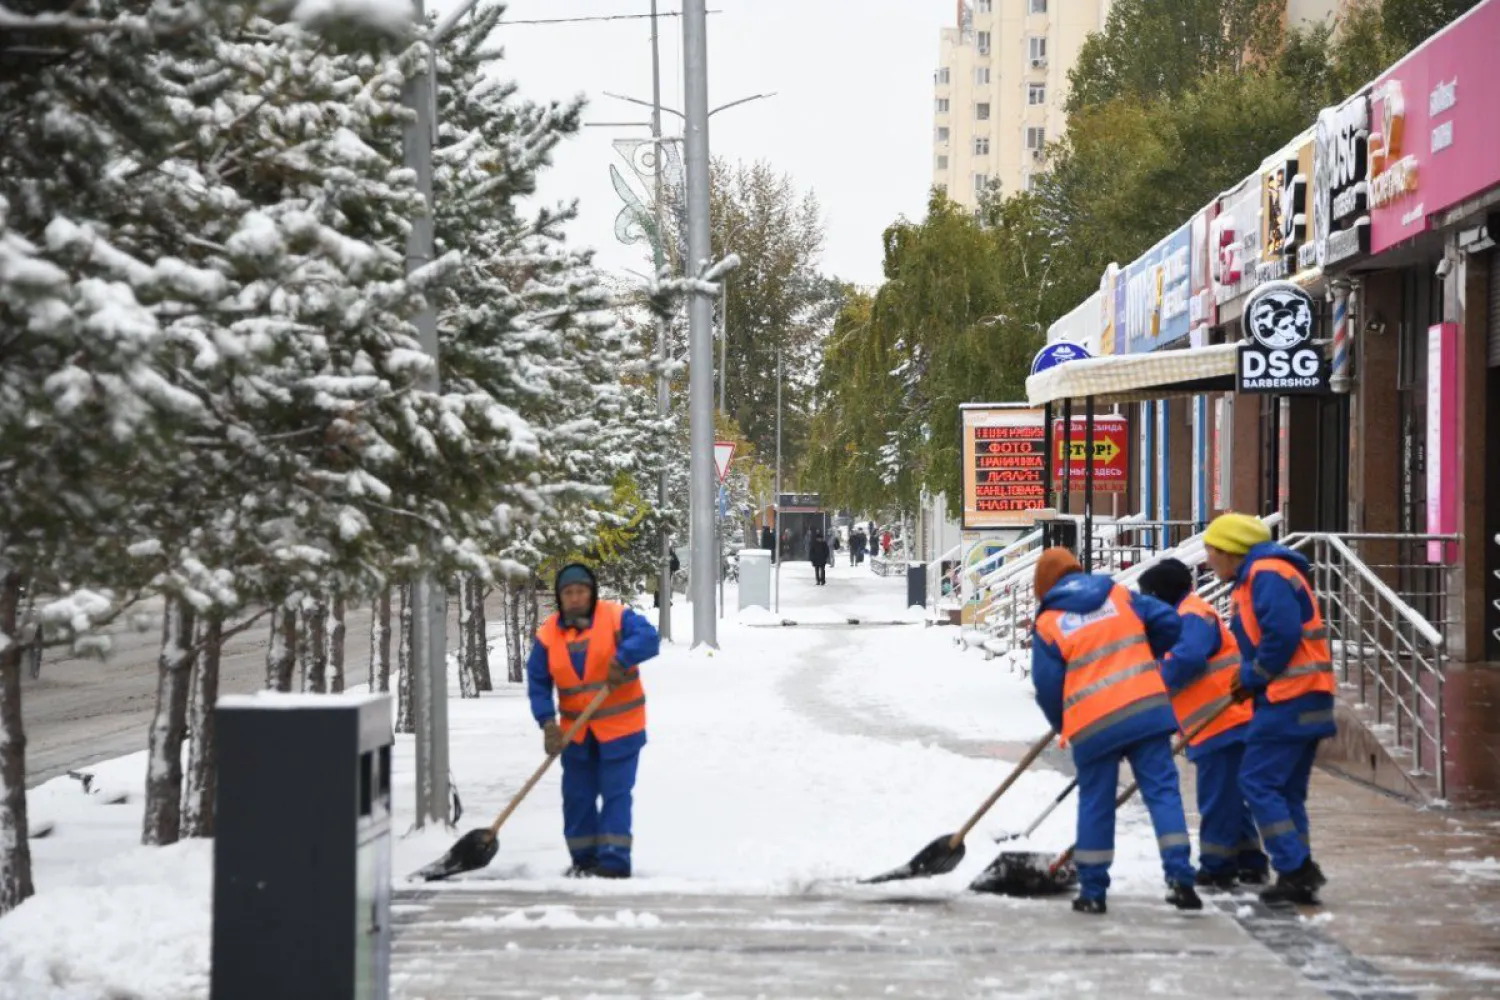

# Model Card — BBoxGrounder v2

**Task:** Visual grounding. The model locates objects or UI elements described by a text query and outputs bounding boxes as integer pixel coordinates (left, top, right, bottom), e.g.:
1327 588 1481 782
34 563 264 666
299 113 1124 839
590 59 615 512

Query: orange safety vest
1169 593 1252 746
1232 559 1336 703
537 600 647 743
1036 583 1171 746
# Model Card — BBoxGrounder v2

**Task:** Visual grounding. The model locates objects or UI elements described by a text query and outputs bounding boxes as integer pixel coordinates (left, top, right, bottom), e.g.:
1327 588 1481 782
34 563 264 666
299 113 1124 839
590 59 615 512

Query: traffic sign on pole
714 441 736 483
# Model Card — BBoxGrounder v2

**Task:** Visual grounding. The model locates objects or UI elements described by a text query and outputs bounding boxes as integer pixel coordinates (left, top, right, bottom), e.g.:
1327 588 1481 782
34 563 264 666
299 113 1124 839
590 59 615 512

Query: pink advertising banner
1426 323 1458 564
1368 0 1500 255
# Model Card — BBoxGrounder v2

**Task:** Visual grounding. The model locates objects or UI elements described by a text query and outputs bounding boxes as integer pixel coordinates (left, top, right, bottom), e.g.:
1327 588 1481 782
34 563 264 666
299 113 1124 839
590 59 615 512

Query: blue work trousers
1075 733 1195 900
1239 737 1319 874
561 737 640 874
1194 742 1268 875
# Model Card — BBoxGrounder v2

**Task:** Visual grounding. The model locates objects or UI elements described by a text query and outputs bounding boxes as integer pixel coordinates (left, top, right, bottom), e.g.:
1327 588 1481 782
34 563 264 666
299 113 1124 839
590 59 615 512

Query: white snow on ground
1 559 1186 998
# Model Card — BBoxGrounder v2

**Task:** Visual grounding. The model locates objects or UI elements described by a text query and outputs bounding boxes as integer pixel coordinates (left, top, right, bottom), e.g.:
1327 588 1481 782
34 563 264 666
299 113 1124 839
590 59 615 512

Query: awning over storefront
1024 342 1242 406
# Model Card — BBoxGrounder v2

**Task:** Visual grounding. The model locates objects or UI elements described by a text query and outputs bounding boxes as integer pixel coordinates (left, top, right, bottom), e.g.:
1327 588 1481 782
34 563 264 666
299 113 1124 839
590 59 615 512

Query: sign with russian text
1050 415 1128 494
1211 173 1262 308
1368 0 1500 254
960 405 1046 528
1314 91 1371 267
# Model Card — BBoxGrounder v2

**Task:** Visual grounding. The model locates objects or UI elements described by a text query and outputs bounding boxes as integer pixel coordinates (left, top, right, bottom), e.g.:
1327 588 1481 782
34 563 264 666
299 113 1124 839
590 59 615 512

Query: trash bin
211 692 393 1000
907 562 926 609
738 547 771 610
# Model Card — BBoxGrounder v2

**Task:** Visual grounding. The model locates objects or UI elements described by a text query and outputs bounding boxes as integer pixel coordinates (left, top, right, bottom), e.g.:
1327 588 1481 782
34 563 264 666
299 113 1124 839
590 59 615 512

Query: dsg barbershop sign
1236 280 1329 393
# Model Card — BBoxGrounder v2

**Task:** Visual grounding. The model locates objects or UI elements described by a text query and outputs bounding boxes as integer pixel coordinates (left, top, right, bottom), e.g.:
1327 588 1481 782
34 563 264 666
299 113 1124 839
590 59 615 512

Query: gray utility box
211 692 393 1000
907 562 926 609
737 547 771 610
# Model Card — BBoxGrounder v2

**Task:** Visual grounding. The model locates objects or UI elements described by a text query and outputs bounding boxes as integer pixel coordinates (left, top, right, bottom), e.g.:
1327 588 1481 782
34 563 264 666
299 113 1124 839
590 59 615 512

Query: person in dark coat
760 525 775 564
809 530 831 586
651 549 681 608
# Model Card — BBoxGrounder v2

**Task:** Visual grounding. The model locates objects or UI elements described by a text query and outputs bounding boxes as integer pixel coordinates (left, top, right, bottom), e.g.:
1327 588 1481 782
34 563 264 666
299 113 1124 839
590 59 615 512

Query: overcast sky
433 0 949 289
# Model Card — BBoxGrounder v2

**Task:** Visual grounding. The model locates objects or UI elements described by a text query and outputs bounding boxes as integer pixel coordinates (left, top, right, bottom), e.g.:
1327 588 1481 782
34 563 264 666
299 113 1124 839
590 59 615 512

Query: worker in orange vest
1138 557 1270 891
527 563 659 878
1030 548 1201 915
1203 514 1337 906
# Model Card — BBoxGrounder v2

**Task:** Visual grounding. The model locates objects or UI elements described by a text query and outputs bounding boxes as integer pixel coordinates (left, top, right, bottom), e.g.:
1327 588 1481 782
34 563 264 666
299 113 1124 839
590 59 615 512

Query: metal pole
774 345 782 614
649 0 672 641
1084 397 1096 573
682 0 717 647
402 0 448 828
719 280 728 414
1042 401 1054 547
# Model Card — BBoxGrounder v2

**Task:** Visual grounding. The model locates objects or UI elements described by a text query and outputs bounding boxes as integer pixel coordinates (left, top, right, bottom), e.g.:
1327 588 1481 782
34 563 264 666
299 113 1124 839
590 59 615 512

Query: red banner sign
1051 416 1129 494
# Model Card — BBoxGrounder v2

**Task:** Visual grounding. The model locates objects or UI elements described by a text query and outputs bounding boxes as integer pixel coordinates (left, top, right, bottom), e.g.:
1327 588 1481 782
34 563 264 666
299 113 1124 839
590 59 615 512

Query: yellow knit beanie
1202 513 1271 556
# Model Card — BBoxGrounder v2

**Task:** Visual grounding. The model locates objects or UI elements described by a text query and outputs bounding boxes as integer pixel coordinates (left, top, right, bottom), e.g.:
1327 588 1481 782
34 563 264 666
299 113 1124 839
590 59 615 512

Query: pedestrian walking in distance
809 530 831 586
527 563 660 878
1138 558 1270 892
1203 513 1336 907
1030 548 1202 915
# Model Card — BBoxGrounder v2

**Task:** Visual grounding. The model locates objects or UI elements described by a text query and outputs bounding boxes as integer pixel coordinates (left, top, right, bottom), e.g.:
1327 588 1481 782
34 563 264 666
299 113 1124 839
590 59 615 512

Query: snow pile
0 840 211 1000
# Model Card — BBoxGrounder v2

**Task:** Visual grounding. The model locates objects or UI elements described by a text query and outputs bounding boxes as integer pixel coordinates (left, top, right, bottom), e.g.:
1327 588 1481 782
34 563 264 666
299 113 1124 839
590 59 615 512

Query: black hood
554 561 599 626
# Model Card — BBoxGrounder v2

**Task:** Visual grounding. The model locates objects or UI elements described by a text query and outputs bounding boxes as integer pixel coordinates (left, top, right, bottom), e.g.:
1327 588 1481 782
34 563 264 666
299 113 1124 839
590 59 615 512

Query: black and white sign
1237 280 1328 393
1313 94 1371 268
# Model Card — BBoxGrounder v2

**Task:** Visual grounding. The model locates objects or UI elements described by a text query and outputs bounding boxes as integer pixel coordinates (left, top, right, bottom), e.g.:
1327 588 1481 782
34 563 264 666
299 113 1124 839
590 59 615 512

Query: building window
974 173 990 194
936 126 950 143
1029 36 1047 65
977 0 992 11
976 102 991 121
937 155 949 170
936 98 950 113
977 30 991 54
1029 0 1047 13
976 66 990 85
974 136 990 155
1028 83 1046 105
1027 126 1046 149
935 67 950 85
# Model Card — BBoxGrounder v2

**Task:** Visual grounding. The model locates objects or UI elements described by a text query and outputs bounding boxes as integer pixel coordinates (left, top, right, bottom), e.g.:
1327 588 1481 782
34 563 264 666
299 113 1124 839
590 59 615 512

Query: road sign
714 441 736 483
1052 415 1129 494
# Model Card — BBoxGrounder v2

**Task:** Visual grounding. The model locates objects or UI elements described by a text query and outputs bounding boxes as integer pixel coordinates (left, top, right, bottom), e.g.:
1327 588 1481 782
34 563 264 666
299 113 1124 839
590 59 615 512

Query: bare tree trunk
143 598 197 846
328 594 346 693
457 576 478 698
0 570 35 915
182 614 222 838
372 588 392 693
302 596 327 693
473 583 493 692
265 605 295 692
525 575 540 637
395 584 414 734
504 580 524 684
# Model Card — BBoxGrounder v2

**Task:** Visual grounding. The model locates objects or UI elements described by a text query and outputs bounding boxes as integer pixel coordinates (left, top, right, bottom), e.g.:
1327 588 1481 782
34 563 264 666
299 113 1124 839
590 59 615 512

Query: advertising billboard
1123 221 1192 354
959 405 1046 529
1367 0 1500 254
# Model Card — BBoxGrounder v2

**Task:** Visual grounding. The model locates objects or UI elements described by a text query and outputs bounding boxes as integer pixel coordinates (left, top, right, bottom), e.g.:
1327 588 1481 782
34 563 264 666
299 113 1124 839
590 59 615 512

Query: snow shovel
968 695 1239 897
860 729 1056 884
409 685 612 882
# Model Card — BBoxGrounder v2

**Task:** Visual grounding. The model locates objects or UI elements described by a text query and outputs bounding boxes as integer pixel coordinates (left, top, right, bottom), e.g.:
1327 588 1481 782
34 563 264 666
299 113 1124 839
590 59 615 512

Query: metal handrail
1320 535 1443 647
1494 534 1500 646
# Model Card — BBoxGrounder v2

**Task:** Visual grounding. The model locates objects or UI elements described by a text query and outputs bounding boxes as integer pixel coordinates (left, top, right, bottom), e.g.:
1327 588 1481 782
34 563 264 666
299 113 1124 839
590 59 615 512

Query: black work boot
564 863 598 878
1259 860 1322 906
1166 881 1204 910
1236 866 1270 886
1196 869 1238 891
1072 895 1107 915
1305 859 1328 888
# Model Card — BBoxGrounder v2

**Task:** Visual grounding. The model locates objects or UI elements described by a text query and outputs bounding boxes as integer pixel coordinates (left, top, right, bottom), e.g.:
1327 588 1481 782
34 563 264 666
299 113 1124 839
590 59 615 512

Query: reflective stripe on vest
1037 583 1170 746
537 600 647 743
1169 593 1253 746
1232 560 1336 704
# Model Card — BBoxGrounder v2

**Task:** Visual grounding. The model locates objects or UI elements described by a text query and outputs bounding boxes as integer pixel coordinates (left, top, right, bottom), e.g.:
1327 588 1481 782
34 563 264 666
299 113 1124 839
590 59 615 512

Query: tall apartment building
930 0 1349 212
930 0 1111 211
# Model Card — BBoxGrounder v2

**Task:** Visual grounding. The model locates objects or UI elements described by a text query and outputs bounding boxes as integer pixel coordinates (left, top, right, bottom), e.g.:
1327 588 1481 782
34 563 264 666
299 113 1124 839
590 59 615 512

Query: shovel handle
1046 695 1236 875
486 686 613 838
951 729 1057 848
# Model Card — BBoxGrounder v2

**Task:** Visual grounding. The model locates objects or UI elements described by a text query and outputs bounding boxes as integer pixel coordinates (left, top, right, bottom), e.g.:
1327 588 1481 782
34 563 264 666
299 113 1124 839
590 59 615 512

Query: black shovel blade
860 835 966 884
967 850 1078 897
410 828 499 882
